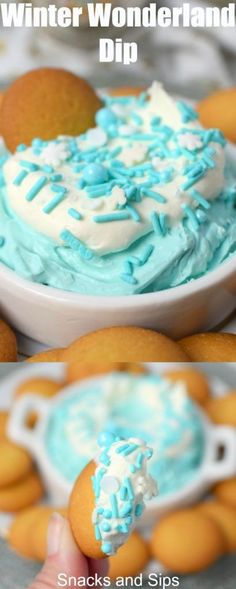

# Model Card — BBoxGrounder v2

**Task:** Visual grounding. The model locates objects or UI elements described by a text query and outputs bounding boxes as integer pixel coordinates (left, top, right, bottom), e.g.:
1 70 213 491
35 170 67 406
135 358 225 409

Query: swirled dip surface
45 373 205 496
0 83 235 295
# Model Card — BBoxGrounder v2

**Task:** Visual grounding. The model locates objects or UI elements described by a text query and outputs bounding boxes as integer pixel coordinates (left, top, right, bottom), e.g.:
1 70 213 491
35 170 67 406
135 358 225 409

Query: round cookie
69 460 104 560
213 478 236 509
0 411 9 440
178 333 236 362
0 471 44 512
198 501 236 553
15 377 62 400
1 68 102 153
150 509 225 574
62 327 190 362
15 376 63 427
8 506 45 559
198 88 236 143
66 362 146 384
109 532 150 579
206 391 236 426
0 440 33 488
164 369 210 406
109 87 146 97
0 319 17 362
26 348 64 363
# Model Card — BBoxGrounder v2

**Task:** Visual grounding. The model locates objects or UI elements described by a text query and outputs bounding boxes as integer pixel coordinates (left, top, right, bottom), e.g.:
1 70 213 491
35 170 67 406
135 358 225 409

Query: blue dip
45 373 205 497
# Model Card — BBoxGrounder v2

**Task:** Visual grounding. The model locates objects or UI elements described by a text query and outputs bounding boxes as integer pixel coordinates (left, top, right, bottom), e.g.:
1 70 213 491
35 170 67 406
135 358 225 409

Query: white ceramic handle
206 426 236 483
7 395 49 454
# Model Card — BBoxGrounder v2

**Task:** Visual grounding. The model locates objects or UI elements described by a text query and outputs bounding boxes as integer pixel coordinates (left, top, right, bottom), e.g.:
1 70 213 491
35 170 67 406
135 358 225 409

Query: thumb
28 513 89 589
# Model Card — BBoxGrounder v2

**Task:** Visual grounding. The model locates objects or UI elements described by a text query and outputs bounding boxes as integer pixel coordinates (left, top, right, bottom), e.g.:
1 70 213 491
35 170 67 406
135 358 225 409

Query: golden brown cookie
150 509 225 574
109 87 146 97
109 532 150 579
8 506 45 559
164 369 211 406
0 319 17 362
0 471 44 512
0 440 33 488
206 391 236 426
69 460 104 559
62 327 190 362
1 68 102 153
66 362 146 384
15 377 62 400
178 333 236 362
26 348 64 363
198 501 236 553
0 411 9 440
14 376 63 427
213 478 236 509
31 507 68 561
198 88 236 143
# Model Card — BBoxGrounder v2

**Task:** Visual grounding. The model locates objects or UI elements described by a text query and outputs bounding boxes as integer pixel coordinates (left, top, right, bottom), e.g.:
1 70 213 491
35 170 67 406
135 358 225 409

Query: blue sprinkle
51 184 67 194
123 261 133 275
102 522 111 533
136 453 144 469
181 172 205 191
13 169 28 186
32 138 43 148
150 211 164 236
95 525 101 541
42 164 54 174
130 465 137 474
131 112 143 126
26 176 47 201
60 229 93 261
140 244 154 265
96 107 117 130
68 208 82 221
135 503 144 518
125 205 141 223
110 494 119 518
82 163 109 186
43 192 66 214
16 144 27 152
125 478 134 500
77 178 86 189
93 212 130 223
0 237 5 247
120 486 127 501
190 189 211 210
20 160 40 172
103 510 112 519
177 101 199 123
182 204 199 231
121 274 138 285
50 174 63 182
146 448 153 459
102 542 113 555
116 444 129 454
141 188 167 204
120 503 132 518
97 507 104 515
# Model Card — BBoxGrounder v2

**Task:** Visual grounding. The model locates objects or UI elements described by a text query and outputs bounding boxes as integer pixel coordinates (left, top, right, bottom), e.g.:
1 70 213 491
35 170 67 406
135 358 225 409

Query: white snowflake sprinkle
40 142 70 168
86 127 107 147
178 133 203 151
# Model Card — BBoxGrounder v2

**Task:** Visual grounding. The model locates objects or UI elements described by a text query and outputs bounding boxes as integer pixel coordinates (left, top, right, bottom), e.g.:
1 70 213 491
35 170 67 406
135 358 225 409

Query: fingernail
47 513 66 557
58 519 79 561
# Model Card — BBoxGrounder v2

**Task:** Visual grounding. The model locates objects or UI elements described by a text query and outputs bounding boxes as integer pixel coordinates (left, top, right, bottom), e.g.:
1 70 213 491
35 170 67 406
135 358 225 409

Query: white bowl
0 253 235 350
7 385 236 522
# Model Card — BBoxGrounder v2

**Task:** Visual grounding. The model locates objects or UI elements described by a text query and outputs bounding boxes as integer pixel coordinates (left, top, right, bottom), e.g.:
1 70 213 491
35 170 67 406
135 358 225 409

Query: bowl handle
206 425 236 483
7 395 49 454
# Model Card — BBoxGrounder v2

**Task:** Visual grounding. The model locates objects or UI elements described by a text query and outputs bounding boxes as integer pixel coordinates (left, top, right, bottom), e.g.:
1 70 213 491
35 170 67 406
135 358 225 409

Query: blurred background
0 362 236 588
0 1 235 97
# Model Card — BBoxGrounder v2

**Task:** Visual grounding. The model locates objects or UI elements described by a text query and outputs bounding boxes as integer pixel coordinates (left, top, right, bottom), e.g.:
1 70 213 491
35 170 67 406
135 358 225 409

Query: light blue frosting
0 90 235 295
44 373 205 496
